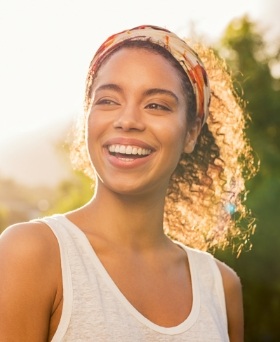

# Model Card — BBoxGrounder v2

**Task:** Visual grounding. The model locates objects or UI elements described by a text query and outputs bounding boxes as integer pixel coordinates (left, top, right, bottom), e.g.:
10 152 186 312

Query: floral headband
86 25 210 125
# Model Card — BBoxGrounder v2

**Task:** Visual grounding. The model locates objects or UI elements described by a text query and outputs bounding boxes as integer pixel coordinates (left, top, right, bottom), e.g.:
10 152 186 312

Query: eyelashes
145 103 171 111
95 98 119 106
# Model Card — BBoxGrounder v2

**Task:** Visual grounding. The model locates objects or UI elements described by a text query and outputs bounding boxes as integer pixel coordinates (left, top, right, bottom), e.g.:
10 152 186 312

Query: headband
86 25 210 125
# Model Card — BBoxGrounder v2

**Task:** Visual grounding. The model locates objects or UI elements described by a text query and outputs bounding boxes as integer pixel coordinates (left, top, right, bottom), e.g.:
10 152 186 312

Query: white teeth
108 144 152 156
119 145 126 154
126 146 132 154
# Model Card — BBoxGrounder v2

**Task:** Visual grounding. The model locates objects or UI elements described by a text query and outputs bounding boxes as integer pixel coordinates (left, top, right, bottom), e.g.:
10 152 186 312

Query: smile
108 144 152 157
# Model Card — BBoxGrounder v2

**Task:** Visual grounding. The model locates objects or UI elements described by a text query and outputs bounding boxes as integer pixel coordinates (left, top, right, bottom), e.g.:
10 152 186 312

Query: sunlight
0 0 278 186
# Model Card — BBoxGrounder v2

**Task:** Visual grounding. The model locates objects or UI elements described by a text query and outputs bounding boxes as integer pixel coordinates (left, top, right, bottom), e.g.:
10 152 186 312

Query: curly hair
70 40 257 254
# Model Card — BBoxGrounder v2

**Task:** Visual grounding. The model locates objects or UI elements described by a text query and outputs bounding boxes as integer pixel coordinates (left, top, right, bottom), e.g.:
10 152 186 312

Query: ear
184 118 202 154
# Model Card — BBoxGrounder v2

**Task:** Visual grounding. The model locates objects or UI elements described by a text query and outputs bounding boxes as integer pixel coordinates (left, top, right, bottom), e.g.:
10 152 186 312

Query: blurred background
0 0 279 340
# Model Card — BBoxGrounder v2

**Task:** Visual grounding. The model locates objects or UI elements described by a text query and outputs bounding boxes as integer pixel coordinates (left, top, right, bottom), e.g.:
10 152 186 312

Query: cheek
85 112 112 169
161 123 188 169
86 112 102 143
166 118 188 149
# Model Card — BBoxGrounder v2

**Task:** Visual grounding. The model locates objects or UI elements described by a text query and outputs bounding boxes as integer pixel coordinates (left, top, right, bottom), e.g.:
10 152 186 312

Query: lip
103 137 155 169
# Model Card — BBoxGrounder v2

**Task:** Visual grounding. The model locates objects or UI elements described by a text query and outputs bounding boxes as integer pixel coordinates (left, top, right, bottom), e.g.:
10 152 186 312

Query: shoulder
0 220 62 339
215 259 242 295
215 259 244 341
0 220 59 262
176 244 242 293
0 220 61 290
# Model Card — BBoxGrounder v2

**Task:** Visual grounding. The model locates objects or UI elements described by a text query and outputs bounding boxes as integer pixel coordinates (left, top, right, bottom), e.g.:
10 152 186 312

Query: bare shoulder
0 220 59 267
1 219 54 243
0 219 61 303
215 258 244 342
215 258 242 291
0 220 61 340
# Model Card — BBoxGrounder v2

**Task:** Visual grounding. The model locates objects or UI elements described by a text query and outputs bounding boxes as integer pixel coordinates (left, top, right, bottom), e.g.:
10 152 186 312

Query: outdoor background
0 0 279 340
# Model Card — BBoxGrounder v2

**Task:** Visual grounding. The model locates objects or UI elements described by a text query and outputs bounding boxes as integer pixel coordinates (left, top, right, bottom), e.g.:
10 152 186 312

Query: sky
0 0 279 185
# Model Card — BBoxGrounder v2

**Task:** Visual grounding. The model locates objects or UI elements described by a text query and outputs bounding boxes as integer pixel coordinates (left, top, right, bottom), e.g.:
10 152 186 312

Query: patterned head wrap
86 25 210 125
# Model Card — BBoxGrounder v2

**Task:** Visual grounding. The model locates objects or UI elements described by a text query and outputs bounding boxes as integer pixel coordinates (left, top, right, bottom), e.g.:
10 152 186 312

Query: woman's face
86 48 197 196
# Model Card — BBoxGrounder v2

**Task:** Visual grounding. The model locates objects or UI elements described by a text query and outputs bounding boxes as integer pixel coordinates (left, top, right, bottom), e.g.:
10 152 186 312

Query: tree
214 16 280 341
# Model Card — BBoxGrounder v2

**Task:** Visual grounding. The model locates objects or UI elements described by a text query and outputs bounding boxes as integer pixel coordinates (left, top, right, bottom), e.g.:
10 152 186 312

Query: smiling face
86 47 199 197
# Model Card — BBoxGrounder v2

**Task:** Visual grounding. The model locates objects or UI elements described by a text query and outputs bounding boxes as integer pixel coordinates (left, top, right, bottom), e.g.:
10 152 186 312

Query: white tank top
41 215 229 341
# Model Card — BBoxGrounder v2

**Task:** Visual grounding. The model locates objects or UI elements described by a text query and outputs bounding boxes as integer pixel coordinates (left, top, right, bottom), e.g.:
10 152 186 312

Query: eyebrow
94 83 122 94
143 88 179 103
94 84 179 103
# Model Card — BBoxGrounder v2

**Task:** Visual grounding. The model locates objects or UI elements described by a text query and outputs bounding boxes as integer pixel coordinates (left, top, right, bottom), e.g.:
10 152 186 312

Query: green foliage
214 16 280 341
46 171 94 215
221 15 280 162
0 177 53 232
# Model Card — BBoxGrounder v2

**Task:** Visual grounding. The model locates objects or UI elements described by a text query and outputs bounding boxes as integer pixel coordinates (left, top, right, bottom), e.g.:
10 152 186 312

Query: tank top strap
176 242 228 330
39 215 74 342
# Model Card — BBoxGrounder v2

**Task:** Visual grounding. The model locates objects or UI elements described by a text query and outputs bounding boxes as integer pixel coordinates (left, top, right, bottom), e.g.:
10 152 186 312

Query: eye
95 98 119 106
146 103 171 111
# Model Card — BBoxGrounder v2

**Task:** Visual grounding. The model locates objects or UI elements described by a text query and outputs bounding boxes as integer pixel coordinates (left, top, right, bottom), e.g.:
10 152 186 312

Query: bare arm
216 259 244 342
0 222 61 341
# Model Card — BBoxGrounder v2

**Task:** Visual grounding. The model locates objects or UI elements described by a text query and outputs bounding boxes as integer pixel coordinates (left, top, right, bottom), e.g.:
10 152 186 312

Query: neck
82 182 168 249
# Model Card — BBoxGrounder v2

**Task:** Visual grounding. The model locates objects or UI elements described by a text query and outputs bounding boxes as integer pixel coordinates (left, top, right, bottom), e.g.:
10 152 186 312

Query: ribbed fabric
40 215 229 341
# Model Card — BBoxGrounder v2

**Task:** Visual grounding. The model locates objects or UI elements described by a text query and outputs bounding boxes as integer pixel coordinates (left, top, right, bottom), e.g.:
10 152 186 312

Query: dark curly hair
70 40 257 254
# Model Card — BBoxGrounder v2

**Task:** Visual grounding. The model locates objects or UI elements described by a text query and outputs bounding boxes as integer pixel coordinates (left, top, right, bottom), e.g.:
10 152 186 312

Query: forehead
93 47 184 89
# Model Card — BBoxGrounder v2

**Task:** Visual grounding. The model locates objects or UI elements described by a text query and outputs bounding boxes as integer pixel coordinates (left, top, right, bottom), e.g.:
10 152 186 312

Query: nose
113 104 145 132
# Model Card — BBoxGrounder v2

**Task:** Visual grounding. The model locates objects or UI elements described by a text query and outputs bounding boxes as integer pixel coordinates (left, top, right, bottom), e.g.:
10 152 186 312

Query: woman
0 25 256 341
